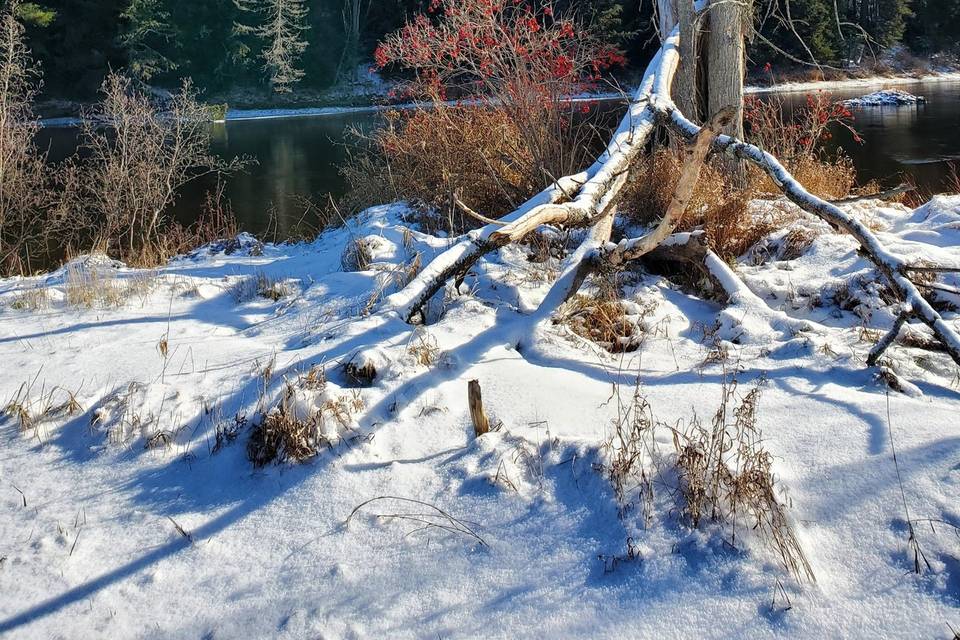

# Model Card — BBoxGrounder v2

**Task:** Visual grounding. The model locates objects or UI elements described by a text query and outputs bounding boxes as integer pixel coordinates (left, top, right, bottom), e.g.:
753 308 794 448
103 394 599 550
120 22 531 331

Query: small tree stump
468 380 490 437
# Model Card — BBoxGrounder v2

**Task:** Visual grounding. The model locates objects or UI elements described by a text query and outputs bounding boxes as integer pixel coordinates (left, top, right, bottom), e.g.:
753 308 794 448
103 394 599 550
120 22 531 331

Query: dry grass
778 226 820 261
247 373 364 467
623 144 854 261
63 264 157 309
561 294 656 354
341 107 539 233
604 384 658 523
10 285 51 311
671 377 816 583
3 374 83 434
407 328 440 367
601 376 815 584
346 495 488 547
233 271 292 304
341 236 374 272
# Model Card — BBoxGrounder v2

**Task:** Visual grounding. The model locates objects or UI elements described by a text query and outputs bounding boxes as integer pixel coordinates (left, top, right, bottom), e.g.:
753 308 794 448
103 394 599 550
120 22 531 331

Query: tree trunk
675 0 700 121
706 0 747 138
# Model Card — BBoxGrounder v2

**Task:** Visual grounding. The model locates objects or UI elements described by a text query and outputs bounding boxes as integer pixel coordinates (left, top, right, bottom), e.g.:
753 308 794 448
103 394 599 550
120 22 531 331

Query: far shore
38 70 960 129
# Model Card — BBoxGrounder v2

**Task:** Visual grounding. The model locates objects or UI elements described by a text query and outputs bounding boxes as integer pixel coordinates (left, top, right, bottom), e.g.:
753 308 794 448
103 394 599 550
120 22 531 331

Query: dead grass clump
407 329 440 367
233 271 292 303
63 264 157 309
343 352 379 387
212 413 248 454
604 385 658 523
623 148 772 260
3 375 83 434
624 145 852 261
672 377 815 583
561 294 655 353
65 265 121 308
10 286 50 311
779 226 820 261
247 404 321 467
625 92 857 261
788 154 858 202
341 236 373 272
247 377 364 467
525 228 566 264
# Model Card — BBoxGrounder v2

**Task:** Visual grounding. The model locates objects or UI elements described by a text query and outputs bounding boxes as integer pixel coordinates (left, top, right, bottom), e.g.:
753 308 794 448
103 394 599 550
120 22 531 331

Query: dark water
777 80 960 193
36 80 960 237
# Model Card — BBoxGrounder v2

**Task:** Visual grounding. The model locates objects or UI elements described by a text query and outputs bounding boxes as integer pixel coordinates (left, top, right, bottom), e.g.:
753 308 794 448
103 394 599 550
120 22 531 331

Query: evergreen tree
119 0 178 81
906 0 960 51
14 2 55 27
234 0 310 93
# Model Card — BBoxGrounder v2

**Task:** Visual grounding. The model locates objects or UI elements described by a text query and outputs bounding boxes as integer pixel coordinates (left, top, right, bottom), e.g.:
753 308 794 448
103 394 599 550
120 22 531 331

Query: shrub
350 0 624 228
341 106 540 226
0 1 59 275
76 74 247 267
623 92 858 260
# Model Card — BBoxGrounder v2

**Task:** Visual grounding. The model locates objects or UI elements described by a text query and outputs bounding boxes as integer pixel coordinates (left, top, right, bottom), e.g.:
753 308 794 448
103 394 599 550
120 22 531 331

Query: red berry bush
345 0 625 227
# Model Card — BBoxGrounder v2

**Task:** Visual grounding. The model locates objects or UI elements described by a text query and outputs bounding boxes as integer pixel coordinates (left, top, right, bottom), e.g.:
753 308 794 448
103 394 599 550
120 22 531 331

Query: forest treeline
15 0 960 100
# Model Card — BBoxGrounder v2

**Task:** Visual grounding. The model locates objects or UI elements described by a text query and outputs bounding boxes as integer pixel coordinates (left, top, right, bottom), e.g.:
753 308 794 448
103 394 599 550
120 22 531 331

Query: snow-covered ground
1 197 959 638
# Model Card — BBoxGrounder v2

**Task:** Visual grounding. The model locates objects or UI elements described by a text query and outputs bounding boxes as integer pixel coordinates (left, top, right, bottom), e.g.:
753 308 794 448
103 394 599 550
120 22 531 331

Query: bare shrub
672 377 816 583
76 73 247 267
341 106 543 230
0 1 59 275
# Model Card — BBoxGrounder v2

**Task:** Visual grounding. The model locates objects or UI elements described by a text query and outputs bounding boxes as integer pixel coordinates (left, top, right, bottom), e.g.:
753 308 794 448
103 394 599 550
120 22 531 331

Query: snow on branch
380 28 682 323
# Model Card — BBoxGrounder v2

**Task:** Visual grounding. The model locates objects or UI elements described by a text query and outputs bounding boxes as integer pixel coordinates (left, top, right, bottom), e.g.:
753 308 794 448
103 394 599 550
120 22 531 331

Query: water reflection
778 80 960 191
35 79 960 238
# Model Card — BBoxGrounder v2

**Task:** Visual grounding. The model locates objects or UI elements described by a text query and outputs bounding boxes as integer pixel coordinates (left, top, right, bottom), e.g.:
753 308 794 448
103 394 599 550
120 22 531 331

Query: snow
2 197 960 638
842 89 927 107
746 71 960 95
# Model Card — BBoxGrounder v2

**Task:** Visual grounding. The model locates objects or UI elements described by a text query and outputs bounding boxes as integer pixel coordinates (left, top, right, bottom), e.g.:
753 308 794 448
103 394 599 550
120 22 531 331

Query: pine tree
906 0 960 51
119 0 178 81
234 0 309 93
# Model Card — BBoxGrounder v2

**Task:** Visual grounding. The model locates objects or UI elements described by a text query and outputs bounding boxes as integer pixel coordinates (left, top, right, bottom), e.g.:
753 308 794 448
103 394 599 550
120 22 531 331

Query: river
36 79 960 238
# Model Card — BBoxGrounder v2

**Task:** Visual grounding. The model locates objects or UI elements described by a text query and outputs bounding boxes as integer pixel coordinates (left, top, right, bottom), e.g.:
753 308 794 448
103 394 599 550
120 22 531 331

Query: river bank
38 68 960 129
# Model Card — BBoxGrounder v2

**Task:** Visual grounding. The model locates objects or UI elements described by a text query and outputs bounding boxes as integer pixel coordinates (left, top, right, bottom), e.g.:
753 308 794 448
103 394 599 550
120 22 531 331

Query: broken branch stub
468 380 490 437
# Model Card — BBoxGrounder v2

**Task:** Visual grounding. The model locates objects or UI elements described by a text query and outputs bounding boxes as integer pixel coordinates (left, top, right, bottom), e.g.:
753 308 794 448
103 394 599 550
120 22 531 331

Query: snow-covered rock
842 88 927 106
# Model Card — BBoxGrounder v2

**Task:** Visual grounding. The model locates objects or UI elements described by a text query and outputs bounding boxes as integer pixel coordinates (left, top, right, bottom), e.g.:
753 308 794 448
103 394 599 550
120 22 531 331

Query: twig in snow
167 516 194 544
885 393 931 574
345 496 487 547
11 484 26 507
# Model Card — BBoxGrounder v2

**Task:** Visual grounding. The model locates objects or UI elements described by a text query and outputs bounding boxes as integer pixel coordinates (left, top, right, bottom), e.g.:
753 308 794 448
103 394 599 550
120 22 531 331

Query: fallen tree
370 25 960 371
